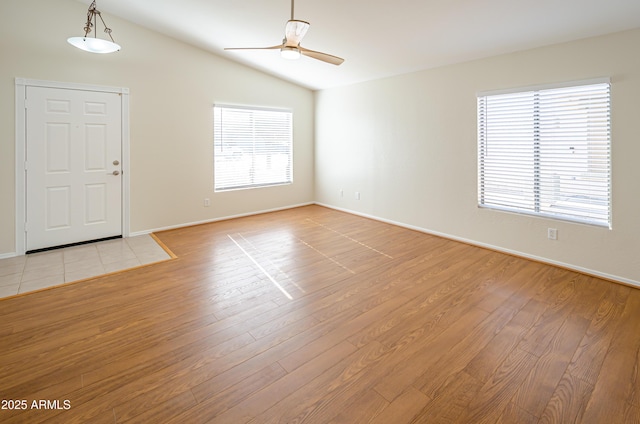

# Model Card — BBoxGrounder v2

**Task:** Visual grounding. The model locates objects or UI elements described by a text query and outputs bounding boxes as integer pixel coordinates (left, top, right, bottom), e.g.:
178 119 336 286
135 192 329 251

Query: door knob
112 170 120 176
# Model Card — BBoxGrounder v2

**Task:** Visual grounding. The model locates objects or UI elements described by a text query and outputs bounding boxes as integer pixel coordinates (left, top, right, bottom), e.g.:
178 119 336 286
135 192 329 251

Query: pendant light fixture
67 1 120 54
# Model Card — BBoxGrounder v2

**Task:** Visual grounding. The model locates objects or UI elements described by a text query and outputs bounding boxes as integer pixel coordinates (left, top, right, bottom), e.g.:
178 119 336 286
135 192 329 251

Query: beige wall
0 0 314 255
315 29 640 285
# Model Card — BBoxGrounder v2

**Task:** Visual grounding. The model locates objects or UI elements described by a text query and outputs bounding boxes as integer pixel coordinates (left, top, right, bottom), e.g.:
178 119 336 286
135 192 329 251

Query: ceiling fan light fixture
281 46 301 60
287 20 310 38
225 0 343 65
67 0 120 54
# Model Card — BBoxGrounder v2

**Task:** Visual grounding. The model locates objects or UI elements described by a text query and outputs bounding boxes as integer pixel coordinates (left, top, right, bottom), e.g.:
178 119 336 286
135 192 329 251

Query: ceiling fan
224 0 344 66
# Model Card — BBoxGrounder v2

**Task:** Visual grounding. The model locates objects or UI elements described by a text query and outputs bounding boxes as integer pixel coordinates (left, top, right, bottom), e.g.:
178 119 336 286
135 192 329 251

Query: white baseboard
315 202 639 288
0 252 18 260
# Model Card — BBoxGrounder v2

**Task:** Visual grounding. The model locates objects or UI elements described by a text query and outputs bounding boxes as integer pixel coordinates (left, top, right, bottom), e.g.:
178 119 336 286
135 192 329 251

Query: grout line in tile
0 235 174 300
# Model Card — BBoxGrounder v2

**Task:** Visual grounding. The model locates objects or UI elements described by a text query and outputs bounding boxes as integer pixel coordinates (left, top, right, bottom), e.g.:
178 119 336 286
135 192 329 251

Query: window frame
213 104 293 192
477 78 612 228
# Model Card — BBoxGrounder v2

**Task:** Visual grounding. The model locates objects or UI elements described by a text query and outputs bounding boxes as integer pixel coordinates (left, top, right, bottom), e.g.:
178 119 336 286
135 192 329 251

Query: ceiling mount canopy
67 0 121 54
225 0 344 66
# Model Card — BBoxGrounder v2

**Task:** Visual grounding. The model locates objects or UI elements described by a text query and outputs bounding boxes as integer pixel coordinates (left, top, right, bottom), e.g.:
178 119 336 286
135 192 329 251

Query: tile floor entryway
0 235 172 299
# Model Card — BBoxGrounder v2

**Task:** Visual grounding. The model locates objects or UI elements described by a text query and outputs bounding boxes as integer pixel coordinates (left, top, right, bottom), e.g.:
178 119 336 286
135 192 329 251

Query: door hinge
24 222 28 232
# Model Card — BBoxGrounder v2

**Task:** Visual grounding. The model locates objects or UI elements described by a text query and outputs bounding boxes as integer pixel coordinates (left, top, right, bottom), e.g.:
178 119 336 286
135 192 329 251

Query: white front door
25 86 123 251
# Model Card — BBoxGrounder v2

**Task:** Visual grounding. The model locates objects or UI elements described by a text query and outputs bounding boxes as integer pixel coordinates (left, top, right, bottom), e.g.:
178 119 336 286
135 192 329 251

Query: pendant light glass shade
67 36 120 54
68 0 120 53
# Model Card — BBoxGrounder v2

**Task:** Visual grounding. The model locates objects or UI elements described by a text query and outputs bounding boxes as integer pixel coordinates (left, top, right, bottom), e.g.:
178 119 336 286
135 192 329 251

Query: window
214 105 293 191
478 80 611 227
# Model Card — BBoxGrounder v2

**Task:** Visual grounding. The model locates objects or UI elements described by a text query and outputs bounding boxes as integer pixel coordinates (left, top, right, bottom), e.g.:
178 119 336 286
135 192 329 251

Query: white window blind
214 105 293 191
478 81 611 227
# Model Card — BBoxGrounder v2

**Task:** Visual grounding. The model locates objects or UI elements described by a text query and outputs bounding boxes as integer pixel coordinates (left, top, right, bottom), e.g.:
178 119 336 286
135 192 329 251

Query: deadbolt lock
113 160 120 166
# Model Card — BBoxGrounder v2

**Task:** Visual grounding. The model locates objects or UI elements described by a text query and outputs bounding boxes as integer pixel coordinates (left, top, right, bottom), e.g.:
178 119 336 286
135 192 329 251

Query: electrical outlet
340 189 344 197
355 191 361 200
204 198 211 207
547 228 557 240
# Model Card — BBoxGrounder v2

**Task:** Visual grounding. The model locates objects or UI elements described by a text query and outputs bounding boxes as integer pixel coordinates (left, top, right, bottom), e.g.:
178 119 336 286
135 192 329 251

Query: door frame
15 78 131 255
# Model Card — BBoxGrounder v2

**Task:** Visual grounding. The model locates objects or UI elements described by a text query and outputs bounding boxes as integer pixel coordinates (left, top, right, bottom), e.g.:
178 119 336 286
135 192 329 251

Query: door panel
85 124 107 170
26 86 122 251
46 123 71 172
85 184 107 224
46 186 71 229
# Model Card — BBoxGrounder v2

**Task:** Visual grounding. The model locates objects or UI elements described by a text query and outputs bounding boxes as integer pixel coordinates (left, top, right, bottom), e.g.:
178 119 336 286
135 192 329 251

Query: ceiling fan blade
285 19 310 46
299 46 344 66
226 0 346 65
224 45 282 51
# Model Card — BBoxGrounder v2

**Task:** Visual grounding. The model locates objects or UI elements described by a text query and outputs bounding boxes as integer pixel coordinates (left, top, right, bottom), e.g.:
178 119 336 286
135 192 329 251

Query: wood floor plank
369 387 430 424
512 313 590 417
538 370 594 424
497 402 538 424
16 330 258 423
131 363 286 424
416 302 519 399
410 371 483 424
276 294 411 373
624 403 640 423
0 205 636 424
581 289 640 423
80 303 269 388
463 298 546 383
458 347 539 424
373 306 490 402
566 282 630 385
348 247 501 349
189 362 287 411
518 274 584 357
248 340 398 424
326 388 388 424
118 389 197 424
201 340 359 424
107 333 258 421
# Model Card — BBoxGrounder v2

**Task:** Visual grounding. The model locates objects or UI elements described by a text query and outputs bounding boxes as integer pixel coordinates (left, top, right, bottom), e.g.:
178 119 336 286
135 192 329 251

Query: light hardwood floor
0 205 638 423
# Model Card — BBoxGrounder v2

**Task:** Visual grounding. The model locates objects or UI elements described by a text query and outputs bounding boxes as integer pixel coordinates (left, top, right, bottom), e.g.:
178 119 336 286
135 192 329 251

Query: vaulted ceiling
85 0 640 90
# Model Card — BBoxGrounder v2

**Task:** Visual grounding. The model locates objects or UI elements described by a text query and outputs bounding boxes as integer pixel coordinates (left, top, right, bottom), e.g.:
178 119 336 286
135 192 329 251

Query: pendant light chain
82 0 116 44
67 0 120 53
